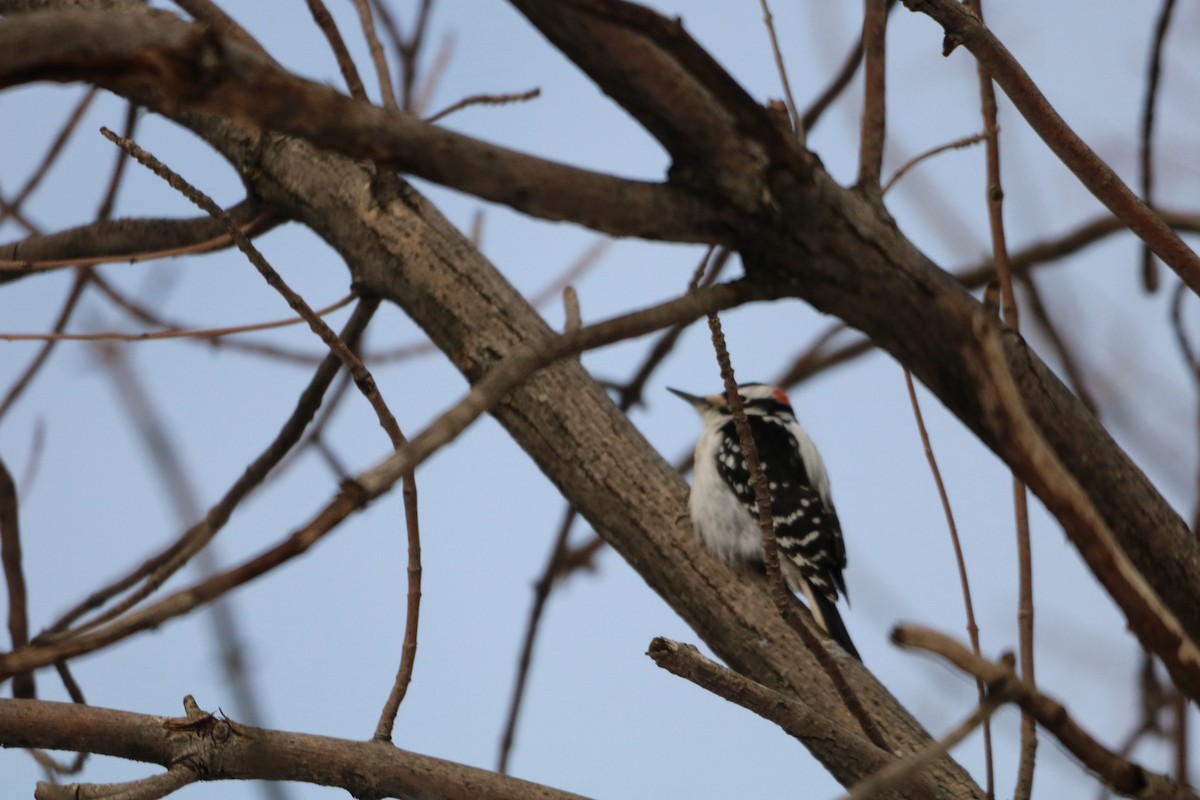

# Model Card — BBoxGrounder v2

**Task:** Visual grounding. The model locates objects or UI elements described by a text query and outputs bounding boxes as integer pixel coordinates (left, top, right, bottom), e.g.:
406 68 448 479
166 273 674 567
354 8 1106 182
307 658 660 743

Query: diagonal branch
901 0 1200 296
893 626 1198 800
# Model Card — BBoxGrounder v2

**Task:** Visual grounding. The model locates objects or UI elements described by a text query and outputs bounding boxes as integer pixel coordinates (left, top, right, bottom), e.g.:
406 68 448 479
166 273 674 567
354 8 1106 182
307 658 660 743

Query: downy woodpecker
670 383 859 660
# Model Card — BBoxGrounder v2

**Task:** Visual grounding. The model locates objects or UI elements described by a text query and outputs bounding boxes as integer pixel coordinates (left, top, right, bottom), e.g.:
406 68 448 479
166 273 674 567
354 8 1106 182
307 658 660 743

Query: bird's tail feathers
804 583 861 662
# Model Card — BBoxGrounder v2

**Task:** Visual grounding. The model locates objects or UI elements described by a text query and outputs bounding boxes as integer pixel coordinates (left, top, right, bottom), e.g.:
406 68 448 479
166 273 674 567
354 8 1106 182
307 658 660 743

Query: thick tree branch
0 9 724 243
0 698 590 800
508 0 802 203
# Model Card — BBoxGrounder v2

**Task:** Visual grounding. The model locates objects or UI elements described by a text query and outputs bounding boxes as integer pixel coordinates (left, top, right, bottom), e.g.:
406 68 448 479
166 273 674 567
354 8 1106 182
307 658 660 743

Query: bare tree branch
901 0 1200 296
647 637 909 794
893 626 1198 800
0 697 590 800
0 201 282 283
0 10 723 242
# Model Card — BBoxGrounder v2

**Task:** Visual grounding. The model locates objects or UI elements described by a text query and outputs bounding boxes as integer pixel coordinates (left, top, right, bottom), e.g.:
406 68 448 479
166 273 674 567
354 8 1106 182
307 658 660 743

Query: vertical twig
371 0 434 111
965 2 1036 794
496 507 578 773
705 311 889 751
903 370 994 798
857 0 888 193
305 0 369 101
1138 0 1178 293
0 456 33 699
802 0 897 133
352 0 399 110
375 451 422 740
757 0 803 143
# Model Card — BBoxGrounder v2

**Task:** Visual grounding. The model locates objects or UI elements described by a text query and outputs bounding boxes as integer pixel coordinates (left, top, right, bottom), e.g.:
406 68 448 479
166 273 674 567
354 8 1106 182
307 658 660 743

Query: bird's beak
668 387 716 410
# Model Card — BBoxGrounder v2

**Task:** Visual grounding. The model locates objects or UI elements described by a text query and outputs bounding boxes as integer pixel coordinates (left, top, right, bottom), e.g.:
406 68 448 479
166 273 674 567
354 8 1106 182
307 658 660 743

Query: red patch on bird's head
771 387 791 406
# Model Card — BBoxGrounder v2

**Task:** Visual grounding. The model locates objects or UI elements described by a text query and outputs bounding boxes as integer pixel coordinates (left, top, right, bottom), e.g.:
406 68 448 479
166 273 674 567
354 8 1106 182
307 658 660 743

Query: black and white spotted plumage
671 383 858 660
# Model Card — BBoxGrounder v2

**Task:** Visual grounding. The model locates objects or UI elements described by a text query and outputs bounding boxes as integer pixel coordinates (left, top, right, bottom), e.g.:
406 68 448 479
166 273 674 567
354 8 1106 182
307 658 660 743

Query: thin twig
425 88 541 124
496 506 578 773
373 413 423 741
758 0 803 143
1 294 356 343
305 0 369 101
882 132 986 195
1138 0 1178 293
905 0 1200 295
412 34 453 117
802 1 898 133
95 101 140 222
893 625 1196 800
0 270 89 423
370 0 434 111
857 0 889 192
0 456 33 699
98 128 405 448
963 1 1036 791
903 369 994 797
17 420 45 499
0 88 98 222
352 0 398 110
93 271 342 362
705 311 889 751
